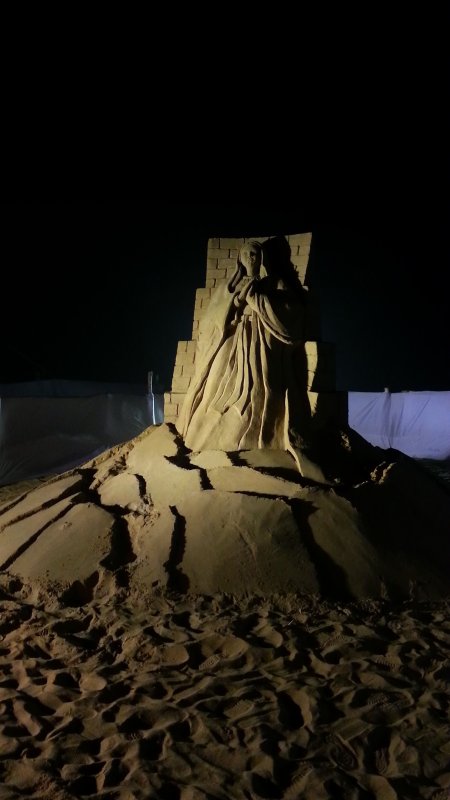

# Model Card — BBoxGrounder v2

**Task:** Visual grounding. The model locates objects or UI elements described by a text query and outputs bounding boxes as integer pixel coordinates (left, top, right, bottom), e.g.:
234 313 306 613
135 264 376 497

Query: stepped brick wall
164 233 335 426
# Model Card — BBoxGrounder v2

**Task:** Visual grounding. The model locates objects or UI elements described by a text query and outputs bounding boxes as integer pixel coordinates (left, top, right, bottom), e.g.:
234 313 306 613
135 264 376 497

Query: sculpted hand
235 277 257 306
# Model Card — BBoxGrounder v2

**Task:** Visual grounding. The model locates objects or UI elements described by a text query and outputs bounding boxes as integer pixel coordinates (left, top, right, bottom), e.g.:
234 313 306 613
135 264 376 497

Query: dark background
1 5 447 395
1 201 449 393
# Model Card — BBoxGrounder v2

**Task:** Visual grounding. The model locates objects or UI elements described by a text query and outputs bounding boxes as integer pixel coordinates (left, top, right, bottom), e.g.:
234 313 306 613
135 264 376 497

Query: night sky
1 202 449 394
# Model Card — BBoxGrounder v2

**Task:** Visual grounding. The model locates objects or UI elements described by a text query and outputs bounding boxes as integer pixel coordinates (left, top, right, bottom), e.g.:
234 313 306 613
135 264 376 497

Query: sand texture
0 577 450 799
0 423 450 797
1 424 450 601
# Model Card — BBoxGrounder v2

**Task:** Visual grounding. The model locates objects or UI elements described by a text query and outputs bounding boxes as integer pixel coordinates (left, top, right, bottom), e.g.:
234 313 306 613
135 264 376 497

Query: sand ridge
1 424 450 601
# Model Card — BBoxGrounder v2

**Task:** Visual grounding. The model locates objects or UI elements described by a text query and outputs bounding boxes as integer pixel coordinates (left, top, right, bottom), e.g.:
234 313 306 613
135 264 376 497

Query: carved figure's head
238 241 262 277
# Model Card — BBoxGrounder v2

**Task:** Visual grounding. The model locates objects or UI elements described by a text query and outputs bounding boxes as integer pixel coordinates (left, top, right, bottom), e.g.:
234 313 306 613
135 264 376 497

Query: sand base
1 424 450 601
1 424 450 796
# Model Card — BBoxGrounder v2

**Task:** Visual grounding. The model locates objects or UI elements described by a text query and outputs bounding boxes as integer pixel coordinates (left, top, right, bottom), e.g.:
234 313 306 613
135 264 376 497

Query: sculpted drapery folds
177 240 325 480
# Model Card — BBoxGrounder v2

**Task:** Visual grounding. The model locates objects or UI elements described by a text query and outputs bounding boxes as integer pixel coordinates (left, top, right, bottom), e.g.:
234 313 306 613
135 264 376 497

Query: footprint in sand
12 698 43 738
160 644 189 667
328 738 358 771
79 673 107 692
283 763 313 799
375 747 390 775
372 654 402 671
173 675 211 704
198 654 221 671
321 634 351 651
366 694 413 724
367 692 390 706
224 698 254 719
255 624 284 648
220 636 248 660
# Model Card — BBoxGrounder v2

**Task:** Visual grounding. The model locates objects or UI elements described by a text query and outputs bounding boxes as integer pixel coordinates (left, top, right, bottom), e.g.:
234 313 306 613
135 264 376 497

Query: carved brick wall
164 232 335 426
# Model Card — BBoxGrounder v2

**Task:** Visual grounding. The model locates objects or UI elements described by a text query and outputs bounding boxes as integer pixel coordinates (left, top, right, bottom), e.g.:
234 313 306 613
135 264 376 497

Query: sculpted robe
177 275 312 459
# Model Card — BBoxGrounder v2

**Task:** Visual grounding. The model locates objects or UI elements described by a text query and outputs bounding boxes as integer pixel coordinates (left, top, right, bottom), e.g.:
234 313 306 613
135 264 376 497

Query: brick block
177 350 196 366
208 238 220 249
196 287 212 300
208 248 225 259
217 258 236 270
213 268 227 280
291 254 309 270
219 238 244 249
200 298 211 310
170 393 186 406
288 233 312 247
182 362 195 377
306 353 318 371
172 375 192 393
176 341 189 356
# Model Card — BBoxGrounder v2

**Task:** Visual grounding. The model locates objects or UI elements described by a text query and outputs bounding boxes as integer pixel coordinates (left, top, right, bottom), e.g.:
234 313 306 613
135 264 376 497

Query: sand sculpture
177 240 326 482
175 236 388 487
0 231 449 600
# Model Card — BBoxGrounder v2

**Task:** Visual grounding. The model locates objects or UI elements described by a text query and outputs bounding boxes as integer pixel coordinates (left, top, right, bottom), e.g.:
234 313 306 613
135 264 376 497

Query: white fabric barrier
349 391 450 460
0 393 164 486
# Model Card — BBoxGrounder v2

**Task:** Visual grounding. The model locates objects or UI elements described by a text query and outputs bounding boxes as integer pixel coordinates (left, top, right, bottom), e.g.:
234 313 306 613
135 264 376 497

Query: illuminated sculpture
177 240 326 481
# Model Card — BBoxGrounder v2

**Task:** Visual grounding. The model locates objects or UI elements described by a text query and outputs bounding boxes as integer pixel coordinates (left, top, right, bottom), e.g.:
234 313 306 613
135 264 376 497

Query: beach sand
0 574 450 799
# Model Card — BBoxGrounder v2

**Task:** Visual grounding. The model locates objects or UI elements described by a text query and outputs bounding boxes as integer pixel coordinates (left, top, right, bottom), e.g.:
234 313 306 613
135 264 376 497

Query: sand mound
1 424 449 602
1 426 450 797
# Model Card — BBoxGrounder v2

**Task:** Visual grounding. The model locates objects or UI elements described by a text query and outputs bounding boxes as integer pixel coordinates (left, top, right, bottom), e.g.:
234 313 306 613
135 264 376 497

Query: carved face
240 242 262 277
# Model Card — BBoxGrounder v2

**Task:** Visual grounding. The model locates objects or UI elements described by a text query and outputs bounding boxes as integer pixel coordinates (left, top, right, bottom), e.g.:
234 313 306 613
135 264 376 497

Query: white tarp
0 391 164 486
349 391 450 460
